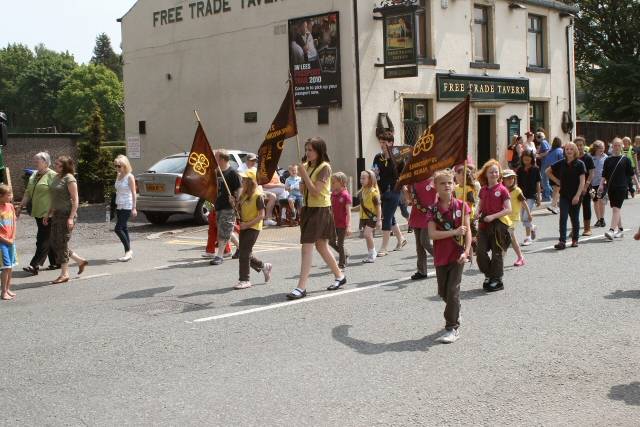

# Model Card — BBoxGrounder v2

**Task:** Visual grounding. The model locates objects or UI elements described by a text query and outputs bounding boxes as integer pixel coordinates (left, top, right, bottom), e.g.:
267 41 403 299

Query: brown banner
257 81 298 185
180 123 219 203
397 96 469 186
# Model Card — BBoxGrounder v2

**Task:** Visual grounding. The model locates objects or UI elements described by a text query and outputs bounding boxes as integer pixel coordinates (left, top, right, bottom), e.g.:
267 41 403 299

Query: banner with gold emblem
180 122 219 203
257 80 298 185
397 96 470 186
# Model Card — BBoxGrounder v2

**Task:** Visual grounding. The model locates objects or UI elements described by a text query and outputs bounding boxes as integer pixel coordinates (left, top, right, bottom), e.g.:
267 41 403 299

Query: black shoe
486 279 504 292
411 272 429 280
47 264 61 271
601 219 606 228
554 241 566 250
327 276 347 291
482 277 491 290
286 288 307 300
407 227 413 234
23 265 39 276
231 249 240 259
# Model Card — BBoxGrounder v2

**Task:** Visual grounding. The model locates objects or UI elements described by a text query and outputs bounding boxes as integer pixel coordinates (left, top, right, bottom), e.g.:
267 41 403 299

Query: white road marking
73 273 112 281
525 229 630 254
189 272 435 324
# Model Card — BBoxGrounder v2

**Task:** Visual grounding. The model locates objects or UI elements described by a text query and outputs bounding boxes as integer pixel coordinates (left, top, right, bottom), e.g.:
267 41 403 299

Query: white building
120 0 578 180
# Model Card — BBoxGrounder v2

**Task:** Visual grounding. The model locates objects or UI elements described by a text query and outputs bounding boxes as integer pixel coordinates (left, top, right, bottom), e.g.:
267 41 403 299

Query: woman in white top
114 155 137 261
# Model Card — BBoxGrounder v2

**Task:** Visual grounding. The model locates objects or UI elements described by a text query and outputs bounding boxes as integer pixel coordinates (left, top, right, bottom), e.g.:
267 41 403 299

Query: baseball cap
502 169 516 178
238 169 257 181
246 153 258 161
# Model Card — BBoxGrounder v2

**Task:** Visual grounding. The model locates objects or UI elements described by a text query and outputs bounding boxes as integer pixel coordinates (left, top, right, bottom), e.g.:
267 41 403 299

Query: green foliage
91 33 123 81
55 64 124 140
575 0 640 121
0 44 35 128
77 107 115 202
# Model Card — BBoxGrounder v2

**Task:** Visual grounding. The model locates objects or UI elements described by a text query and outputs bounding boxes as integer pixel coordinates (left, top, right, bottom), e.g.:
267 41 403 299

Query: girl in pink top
405 177 437 280
475 159 512 292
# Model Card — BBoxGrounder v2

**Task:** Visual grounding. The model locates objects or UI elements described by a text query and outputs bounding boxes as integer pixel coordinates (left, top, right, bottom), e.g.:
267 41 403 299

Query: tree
55 64 124 140
15 44 77 131
575 0 640 121
91 33 122 80
0 44 35 129
77 106 114 202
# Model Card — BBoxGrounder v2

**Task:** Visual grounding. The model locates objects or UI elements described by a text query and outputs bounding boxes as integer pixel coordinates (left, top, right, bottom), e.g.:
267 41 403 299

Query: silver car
136 150 249 225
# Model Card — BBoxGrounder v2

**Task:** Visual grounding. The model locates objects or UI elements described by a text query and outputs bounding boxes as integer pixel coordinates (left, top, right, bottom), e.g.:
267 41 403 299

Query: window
416 0 433 62
403 99 430 146
529 102 547 132
528 15 544 67
473 5 490 62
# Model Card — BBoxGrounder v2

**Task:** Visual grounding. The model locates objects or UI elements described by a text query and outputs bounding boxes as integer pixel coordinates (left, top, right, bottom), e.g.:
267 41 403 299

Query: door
477 115 492 168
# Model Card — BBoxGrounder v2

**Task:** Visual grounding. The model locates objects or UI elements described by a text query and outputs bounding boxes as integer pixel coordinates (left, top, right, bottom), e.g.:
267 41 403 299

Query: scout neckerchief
428 198 464 247
411 185 430 214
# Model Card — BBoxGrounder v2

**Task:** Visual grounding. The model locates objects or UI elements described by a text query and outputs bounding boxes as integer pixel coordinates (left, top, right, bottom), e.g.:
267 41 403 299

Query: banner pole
288 73 302 161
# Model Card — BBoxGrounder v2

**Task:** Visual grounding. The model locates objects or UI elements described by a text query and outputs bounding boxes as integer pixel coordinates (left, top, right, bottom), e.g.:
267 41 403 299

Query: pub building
119 0 578 182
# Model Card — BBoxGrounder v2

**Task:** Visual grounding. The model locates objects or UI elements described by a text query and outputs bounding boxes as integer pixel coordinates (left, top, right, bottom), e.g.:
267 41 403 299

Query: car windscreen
147 156 188 174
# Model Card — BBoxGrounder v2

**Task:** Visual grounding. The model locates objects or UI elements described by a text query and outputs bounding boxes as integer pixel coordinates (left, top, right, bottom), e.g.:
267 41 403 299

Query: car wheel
144 212 170 225
194 199 210 225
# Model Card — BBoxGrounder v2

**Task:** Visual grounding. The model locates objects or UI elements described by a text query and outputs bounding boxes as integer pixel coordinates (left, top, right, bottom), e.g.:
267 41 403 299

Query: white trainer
614 229 624 239
119 251 133 262
264 219 277 226
437 329 460 344
201 252 216 258
522 237 532 246
605 229 614 240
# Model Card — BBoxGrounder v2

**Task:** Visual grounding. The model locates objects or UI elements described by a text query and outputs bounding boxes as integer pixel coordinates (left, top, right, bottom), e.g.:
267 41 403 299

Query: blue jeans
559 197 580 243
381 190 401 231
540 169 552 200
115 209 132 252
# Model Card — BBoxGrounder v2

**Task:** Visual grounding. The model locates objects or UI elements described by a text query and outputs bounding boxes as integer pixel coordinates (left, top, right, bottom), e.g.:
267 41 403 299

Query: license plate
145 183 165 193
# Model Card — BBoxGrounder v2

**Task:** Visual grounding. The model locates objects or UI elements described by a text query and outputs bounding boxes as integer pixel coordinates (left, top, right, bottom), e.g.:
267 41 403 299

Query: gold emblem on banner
413 127 435 156
277 140 285 150
189 152 210 176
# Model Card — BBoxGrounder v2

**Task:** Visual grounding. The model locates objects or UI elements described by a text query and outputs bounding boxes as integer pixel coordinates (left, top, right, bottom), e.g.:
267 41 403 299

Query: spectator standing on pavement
590 140 608 228
523 131 537 157
574 137 595 236
426 169 471 344
285 164 303 221
600 138 637 241
286 138 346 299
18 152 57 275
406 176 436 280
113 155 137 262
329 172 352 269
372 131 406 256
237 153 258 174
516 150 541 246
475 159 512 292
547 142 586 249
0 184 17 300
234 170 272 289
210 150 241 266
535 132 552 201
45 156 88 284
502 169 530 266
543 137 565 214
358 169 382 264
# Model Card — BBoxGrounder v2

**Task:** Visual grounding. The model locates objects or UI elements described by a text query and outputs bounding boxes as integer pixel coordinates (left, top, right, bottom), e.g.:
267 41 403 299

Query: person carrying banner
287 138 346 299
210 150 241 266
234 170 272 289
475 159 512 292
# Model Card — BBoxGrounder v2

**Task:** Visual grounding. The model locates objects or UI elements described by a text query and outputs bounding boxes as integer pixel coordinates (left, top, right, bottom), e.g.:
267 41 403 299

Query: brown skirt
299 206 336 244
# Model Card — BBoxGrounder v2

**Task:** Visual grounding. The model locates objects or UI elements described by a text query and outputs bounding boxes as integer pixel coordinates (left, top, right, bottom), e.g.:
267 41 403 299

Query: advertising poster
288 12 341 109
383 13 416 66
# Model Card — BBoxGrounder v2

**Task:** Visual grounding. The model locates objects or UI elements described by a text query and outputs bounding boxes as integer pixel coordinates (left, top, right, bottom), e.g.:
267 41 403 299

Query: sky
1 0 138 63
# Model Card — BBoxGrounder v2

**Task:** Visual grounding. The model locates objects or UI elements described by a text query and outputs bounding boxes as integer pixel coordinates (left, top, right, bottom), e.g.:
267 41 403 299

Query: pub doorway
476 113 496 168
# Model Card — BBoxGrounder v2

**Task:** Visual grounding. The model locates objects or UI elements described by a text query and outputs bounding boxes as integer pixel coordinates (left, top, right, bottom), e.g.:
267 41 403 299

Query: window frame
473 5 490 63
415 0 435 64
527 14 544 68
402 98 431 147
529 101 547 133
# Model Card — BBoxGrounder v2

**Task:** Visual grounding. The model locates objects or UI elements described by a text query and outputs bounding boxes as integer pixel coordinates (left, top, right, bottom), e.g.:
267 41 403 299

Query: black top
602 155 634 190
551 159 586 199
373 152 402 193
214 167 242 211
516 165 541 200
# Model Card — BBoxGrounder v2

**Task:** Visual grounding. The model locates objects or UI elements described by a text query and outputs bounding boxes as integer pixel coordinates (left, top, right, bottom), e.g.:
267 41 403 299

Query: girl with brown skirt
287 138 346 300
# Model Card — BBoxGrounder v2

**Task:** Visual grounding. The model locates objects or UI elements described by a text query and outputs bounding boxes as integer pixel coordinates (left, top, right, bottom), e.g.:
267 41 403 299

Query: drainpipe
566 20 574 140
353 0 365 188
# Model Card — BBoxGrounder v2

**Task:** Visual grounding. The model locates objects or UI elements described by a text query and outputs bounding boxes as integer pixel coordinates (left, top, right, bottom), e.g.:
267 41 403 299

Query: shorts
381 190 401 231
361 219 377 229
521 199 536 228
0 242 17 269
266 188 289 200
299 206 335 244
608 188 627 209
216 209 237 241
288 194 303 205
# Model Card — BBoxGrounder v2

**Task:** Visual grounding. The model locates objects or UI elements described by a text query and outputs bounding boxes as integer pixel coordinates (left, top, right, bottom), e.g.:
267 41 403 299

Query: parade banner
397 97 470 186
257 81 298 185
288 12 341 108
180 123 218 203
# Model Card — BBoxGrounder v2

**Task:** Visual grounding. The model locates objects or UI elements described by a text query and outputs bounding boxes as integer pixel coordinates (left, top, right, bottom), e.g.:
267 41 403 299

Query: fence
576 121 640 143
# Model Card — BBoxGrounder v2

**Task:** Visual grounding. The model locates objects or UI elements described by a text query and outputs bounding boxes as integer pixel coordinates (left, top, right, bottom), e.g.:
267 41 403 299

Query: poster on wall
383 12 416 66
127 136 141 159
288 12 341 109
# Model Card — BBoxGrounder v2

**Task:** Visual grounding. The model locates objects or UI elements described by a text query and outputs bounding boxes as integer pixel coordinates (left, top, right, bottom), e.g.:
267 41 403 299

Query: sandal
327 276 347 291
23 265 38 276
377 251 388 257
286 287 307 300
394 239 408 251
51 276 69 284
78 260 89 275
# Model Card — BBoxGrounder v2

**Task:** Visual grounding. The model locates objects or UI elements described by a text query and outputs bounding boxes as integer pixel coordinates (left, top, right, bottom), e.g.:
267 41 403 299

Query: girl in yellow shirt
502 169 532 267
358 170 382 263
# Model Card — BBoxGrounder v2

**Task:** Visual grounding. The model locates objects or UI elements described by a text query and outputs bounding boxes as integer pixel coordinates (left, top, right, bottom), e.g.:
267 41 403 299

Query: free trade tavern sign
437 74 529 102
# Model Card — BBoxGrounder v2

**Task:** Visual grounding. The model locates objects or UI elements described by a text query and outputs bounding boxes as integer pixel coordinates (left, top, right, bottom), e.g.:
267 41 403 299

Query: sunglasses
115 164 122 168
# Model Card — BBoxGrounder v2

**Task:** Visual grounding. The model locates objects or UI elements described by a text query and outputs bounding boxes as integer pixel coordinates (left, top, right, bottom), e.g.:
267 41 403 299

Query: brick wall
5 133 80 201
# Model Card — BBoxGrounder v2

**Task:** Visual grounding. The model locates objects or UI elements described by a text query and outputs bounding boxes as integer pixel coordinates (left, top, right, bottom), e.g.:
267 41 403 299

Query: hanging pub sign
288 12 342 109
383 11 417 66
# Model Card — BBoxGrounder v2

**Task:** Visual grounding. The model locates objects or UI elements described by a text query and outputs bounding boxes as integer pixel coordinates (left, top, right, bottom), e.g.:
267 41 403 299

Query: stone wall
5 133 80 201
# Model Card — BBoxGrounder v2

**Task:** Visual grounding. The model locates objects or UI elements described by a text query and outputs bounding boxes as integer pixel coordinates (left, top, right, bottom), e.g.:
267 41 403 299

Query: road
2 199 639 425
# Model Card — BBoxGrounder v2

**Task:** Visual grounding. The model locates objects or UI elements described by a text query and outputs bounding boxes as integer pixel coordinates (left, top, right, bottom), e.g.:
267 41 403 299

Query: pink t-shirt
408 178 437 229
331 189 352 229
426 198 470 267
478 183 510 230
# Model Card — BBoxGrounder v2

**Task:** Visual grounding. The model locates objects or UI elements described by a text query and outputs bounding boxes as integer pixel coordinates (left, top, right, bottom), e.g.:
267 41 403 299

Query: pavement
2 199 640 425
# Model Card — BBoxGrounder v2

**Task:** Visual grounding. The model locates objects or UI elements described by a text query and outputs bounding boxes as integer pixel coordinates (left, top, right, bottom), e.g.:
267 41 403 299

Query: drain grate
118 299 208 316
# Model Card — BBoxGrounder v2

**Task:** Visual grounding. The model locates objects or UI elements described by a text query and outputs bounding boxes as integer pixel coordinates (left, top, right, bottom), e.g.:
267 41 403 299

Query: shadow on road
608 382 640 406
115 286 174 300
604 290 640 300
332 324 442 354
426 287 489 302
